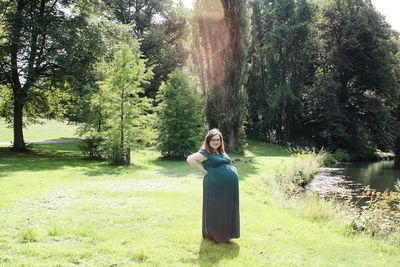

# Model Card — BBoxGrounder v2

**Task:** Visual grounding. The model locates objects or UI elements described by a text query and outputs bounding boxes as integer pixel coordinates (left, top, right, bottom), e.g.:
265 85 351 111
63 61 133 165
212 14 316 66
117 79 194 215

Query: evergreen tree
156 69 205 158
92 43 154 165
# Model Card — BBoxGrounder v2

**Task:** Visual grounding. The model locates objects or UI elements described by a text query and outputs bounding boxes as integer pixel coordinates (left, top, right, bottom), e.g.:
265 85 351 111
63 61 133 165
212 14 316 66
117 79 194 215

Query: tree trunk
13 97 26 151
226 129 236 152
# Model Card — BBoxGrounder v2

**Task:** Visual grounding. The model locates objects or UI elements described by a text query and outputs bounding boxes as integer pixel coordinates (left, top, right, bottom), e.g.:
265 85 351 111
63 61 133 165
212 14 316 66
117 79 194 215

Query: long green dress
199 149 240 242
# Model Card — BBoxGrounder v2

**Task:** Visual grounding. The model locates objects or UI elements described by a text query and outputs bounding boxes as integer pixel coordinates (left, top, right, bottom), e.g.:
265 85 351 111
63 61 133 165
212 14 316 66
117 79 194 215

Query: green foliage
156 69 205 158
192 0 250 151
349 186 400 243
316 150 339 166
79 136 103 159
395 136 400 159
309 0 400 155
246 0 315 142
0 85 13 121
102 0 188 99
332 149 352 162
267 151 321 196
0 0 103 149
89 43 154 164
19 228 39 243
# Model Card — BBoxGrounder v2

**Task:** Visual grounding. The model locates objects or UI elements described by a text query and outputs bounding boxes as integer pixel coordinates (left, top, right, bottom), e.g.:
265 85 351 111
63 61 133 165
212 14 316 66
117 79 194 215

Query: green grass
0 123 400 266
0 119 79 143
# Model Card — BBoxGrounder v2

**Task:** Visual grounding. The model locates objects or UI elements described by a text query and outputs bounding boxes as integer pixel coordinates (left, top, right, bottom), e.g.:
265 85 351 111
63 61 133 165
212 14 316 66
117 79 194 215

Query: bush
267 151 321 196
349 186 400 242
103 144 130 165
79 136 103 159
156 69 205 158
332 148 351 162
316 149 339 166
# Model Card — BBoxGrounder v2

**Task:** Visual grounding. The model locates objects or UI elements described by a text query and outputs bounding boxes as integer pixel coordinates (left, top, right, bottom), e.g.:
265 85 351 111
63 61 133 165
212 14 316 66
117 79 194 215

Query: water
339 161 400 192
308 160 400 201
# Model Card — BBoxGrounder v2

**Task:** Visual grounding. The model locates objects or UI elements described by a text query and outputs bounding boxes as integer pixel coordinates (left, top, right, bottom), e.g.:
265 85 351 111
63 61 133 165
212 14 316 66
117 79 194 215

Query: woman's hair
202 128 226 154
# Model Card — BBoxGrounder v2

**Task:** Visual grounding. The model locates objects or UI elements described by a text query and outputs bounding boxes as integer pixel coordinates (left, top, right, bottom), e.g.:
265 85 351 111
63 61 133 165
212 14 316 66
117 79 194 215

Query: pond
307 160 400 201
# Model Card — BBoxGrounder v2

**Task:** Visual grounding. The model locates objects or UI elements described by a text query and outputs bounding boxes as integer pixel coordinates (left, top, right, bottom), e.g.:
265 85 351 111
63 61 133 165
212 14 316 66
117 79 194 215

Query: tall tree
308 0 400 154
0 0 102 150
246 0 314 143
92 43 154 165
102 0 188 98
192 0 250 151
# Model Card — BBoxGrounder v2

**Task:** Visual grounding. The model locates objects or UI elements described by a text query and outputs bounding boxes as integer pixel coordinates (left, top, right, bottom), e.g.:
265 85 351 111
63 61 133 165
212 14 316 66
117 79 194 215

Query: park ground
0 120 400 266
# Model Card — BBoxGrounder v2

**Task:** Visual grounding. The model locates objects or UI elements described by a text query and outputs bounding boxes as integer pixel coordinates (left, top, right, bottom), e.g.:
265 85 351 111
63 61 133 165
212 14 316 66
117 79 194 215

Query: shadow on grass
196 239 240 266
0 144 112 178
0 140 281 180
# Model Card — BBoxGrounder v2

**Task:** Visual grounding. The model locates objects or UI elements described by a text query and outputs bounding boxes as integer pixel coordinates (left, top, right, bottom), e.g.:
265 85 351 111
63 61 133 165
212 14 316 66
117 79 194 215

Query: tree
0 0 102 150
156 69 205 158
91 43 154 165
192 0 250 151
310 0 400 154
101 0 188 99
246 0 315 143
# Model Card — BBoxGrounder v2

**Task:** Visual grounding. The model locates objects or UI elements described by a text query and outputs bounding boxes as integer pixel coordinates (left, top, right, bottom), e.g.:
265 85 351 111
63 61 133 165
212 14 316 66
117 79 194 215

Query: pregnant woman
187 128 240 243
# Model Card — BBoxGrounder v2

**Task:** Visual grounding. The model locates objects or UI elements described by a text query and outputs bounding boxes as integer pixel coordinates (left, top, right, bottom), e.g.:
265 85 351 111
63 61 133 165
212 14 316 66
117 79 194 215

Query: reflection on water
308 161 400 202
340 161 400 191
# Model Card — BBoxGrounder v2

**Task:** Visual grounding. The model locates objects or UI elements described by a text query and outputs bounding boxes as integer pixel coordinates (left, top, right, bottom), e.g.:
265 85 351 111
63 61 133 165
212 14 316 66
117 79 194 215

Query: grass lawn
0 122 399 266
0 119 79 143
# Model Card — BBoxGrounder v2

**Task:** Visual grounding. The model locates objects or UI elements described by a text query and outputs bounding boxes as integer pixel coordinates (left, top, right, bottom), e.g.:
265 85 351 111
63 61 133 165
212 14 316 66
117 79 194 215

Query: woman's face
209 134 221 151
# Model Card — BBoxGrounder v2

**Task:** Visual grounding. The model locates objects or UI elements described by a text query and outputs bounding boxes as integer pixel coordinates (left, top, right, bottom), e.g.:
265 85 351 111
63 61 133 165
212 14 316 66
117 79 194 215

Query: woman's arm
186 152 208 175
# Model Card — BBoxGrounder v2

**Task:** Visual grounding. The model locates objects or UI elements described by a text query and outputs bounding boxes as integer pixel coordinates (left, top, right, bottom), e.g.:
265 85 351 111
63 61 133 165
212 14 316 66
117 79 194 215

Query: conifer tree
156 69 205 158
93 43 154 165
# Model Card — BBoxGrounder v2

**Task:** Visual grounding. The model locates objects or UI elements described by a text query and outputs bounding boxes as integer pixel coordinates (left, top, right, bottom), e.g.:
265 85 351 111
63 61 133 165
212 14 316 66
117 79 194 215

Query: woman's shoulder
198 149 209 156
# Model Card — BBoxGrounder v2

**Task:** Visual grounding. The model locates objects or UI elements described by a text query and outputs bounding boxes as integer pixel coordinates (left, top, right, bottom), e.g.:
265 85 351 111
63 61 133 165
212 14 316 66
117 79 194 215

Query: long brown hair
201 128 226 155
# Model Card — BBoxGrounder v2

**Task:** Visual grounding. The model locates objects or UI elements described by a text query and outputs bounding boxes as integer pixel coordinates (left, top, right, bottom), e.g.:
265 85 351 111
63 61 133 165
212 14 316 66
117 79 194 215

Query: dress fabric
199 149 240 242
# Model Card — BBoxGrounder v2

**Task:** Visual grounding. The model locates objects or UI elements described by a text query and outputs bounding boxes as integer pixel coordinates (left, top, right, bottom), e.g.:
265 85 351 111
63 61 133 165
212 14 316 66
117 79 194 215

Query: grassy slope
0 122 399 266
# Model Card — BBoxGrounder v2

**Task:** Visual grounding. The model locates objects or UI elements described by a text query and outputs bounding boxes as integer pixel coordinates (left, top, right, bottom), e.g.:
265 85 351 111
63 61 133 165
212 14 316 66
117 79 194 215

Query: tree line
0 0 399 163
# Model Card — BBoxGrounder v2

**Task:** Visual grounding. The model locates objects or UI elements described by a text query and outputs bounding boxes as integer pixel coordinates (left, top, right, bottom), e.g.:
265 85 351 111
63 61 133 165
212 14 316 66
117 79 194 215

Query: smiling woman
187 128 240 243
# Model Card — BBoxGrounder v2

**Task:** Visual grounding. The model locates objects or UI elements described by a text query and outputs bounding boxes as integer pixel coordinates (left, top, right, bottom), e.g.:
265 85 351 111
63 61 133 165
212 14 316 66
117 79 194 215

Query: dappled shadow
0 145 113 178
0 141 273 180
195 239 240 266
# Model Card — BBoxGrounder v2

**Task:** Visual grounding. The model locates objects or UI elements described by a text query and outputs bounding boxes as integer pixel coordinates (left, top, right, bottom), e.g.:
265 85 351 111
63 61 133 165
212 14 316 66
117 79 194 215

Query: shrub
267 151 321 197
332 148 351 162
317 150 339 166
156 69 205 158
349 186 400 242
79 136 103 159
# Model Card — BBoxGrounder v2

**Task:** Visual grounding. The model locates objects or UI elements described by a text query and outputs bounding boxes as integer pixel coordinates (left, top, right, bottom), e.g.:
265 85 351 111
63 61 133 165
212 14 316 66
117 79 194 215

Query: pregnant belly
209 165 239 184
